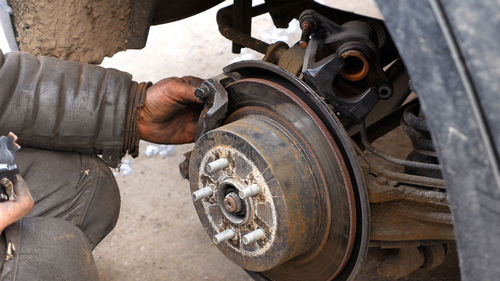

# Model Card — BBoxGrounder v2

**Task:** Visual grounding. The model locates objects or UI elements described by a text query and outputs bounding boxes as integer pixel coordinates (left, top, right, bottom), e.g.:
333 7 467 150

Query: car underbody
7 0 500 280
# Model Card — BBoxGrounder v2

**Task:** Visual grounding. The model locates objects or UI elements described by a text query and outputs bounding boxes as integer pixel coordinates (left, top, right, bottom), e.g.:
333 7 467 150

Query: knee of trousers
79 155 121 249
10 217 99 281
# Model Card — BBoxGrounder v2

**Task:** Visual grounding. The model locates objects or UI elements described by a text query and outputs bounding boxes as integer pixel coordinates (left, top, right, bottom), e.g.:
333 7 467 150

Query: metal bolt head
194 84 210 100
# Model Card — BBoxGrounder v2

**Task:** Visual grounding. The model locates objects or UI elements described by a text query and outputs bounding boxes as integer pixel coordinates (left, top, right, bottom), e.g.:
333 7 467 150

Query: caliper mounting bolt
213 229 235 244
206 158 229 173
192 186 213 201
242 229 265 245
238 184 260 199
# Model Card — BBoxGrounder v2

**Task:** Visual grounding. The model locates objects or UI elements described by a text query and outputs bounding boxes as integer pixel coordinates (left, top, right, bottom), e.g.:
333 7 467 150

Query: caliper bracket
194 73 239 139
180 73 239 179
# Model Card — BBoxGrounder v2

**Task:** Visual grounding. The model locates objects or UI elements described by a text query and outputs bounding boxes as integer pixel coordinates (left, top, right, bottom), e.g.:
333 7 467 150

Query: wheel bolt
192 186 213 201
206 158 229 173
238 184 260 199
242 229 265 245
213 229 235 244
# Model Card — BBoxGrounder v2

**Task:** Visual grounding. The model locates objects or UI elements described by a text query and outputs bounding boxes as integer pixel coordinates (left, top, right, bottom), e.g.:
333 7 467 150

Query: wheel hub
189 77 359 280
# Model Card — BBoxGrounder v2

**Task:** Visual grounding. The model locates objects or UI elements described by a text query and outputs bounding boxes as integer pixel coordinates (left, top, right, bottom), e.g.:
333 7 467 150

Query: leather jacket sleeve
0 49 146 167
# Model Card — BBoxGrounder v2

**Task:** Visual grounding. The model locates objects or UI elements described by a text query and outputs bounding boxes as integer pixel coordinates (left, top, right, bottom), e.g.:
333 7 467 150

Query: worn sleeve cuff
123 81 152 158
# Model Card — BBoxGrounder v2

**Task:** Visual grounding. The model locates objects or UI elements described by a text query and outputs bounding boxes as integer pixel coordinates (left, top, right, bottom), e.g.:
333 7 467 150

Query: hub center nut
223 192 243 213
215 178 252 225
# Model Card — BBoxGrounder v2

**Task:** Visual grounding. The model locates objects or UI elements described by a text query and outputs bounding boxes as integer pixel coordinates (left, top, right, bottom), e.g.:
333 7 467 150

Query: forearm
0 50 142 167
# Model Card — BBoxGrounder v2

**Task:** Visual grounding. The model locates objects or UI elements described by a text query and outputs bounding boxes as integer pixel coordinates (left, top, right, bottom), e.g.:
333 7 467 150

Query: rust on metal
187 65 451 280
223 192 243 213
377 247 425 279
339 50 370 81
213 78 355 280
299 20 314 49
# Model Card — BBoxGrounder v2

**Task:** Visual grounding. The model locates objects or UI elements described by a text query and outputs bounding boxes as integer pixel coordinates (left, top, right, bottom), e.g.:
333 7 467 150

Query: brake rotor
189 73 363 280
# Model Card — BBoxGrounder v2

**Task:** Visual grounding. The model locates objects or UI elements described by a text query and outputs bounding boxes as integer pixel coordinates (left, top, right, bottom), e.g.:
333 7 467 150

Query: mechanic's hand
138 76 204 144
0 176 34 233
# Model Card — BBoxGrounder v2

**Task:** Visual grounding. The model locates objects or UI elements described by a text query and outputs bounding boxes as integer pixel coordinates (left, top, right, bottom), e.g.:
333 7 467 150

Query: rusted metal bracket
217 2 269 54
194 74 237 139
231 0 253 53
180 74 239 180
300 9 393 124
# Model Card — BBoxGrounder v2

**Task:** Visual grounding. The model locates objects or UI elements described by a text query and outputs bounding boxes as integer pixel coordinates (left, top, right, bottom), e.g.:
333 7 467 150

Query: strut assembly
180 2 455 280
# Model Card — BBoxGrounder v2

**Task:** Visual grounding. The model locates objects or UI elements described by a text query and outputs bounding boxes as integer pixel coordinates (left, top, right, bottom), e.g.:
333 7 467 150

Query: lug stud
238 184 260 199
192 186 213 201
213 229 235 244
206 158 229 173
242 229 265 245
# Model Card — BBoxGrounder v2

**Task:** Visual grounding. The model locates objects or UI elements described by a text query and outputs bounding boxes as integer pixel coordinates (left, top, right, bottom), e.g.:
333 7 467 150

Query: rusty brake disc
188 61 369 281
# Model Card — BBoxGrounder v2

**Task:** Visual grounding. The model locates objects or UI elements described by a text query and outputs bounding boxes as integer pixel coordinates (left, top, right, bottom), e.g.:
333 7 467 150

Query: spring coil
402 104 442 179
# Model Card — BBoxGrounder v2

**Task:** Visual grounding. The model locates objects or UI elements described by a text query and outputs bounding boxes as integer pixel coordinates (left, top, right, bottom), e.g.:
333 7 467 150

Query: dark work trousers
0 148 121 281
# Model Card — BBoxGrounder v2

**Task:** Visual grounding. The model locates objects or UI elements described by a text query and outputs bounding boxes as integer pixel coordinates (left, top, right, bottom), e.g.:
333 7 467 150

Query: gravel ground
93 1 459 281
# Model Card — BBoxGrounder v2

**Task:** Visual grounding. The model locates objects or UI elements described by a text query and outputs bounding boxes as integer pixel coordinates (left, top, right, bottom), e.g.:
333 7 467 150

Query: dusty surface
85 1 459 281
9 0 130 63
358 128 460 281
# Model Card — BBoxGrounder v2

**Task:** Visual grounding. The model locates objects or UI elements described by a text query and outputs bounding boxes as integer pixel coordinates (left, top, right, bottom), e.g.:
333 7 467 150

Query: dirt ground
93 1 459 281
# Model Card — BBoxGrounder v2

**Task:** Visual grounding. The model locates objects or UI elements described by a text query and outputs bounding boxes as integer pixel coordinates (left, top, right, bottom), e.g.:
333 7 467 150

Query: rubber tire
374 1 500 280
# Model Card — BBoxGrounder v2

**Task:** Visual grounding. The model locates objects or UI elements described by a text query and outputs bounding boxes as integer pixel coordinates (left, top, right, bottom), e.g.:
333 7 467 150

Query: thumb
175 78 204 105
14 176 32 201
181 76 204 88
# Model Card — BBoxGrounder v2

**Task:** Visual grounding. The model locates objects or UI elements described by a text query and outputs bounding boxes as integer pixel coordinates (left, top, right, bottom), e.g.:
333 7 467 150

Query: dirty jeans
0 148 121 281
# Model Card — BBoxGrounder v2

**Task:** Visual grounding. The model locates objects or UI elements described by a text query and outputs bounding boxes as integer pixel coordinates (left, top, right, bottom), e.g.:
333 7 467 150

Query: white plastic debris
143 143 176 158
144 144 160 157
120 159 134 176
158 145 175 158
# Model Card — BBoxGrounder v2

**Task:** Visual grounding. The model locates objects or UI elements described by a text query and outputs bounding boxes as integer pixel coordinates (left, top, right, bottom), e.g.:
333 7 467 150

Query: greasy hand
0 176 34 233
138 76 204 144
